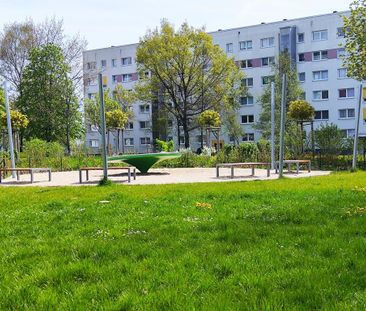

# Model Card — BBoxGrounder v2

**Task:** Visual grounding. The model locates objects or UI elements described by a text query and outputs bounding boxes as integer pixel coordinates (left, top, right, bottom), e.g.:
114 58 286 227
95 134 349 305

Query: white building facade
83 11 366 154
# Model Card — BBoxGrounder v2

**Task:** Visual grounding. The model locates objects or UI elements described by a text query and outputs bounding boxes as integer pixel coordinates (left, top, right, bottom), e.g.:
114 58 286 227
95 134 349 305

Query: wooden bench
216 162 271 178
275 160 311 174
0 168 51 184
79 166 136 183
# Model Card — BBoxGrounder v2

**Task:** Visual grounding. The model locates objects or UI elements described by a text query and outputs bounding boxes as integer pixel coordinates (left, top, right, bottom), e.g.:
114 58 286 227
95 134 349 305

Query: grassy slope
1 173 366 310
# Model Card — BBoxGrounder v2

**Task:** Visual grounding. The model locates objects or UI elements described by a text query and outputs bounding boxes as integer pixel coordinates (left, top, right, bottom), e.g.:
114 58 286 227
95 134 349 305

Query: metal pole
98 74 108 180
270 81 275 170
3 81 16 178
352 83 363 171
278 74 286 177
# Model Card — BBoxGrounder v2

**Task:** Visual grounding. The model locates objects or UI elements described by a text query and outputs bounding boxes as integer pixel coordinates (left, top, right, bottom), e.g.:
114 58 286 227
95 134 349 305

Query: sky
0 0 351 50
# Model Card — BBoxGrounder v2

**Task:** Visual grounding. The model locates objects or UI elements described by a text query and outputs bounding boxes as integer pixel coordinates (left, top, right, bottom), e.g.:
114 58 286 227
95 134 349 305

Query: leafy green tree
17 44 82 153
288 100 315 122
256 53 303 138
343 0 366 81
106 109 129 154
197 110 221 128
135 20 244 148
0 110 29 130
84 89 120 134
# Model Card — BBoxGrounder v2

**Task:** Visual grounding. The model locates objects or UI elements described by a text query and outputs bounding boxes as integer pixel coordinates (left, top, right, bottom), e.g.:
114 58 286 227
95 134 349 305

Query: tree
105 109 129 154
256 53 304 139
0 110 28 156
288 100 315 154
17 44 82 152
136 20 244 148
197 110 221 128
84 89 120 137
343 0 366 82
0 17 87 93
288 100 315 122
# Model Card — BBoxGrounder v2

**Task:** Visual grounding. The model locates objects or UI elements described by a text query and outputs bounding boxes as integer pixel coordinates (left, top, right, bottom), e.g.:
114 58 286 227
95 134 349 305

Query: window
179 136 185 144
86 77 97 86
337 48 346 58
111 59 117 67
101 60 107 68
314 110 329 120
260 37 275 48
112 75 120 84
242 133 255 142
241 115 254 124
86 62 96 70
240 96 254 106
139 105 150 113
226 43 233 53
339 108 355 119
297 33 305 43
337 27 345 38
298 53 305 62
299 72 306 82
121 57 132 66
312 70 328 81
261 57 275 66
262 76 274 85
239 40 252 50
89 140 99 148
139 121 151 129
313 90 329 100
313 50 328 61
337 68 348 79
339 88 355 98
341 129 355 138
140 137 151 145
242 78 253 87
122 74 132 82
125 122 134 130
312 30 328 41
240 59 253 68
124 138 134 146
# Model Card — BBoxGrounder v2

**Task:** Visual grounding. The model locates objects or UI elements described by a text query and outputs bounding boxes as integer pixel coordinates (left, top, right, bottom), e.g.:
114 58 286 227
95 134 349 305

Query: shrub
23 139 48 167
156 139 174 152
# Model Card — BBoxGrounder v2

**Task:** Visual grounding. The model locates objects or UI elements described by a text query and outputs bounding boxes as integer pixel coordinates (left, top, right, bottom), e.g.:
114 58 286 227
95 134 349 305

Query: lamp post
278 74 286 178
3 81 16 178
98 73 108 180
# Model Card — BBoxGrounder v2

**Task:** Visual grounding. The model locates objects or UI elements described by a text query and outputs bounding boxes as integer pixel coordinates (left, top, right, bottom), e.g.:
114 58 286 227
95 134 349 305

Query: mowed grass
1 173 366 310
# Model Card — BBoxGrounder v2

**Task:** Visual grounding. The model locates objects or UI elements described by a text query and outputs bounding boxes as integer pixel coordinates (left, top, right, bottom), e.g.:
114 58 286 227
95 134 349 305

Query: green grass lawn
1 173 366 310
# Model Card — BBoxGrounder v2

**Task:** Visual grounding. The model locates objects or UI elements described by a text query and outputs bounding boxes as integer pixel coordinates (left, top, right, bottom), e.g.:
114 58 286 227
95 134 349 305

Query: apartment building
83 10 366 153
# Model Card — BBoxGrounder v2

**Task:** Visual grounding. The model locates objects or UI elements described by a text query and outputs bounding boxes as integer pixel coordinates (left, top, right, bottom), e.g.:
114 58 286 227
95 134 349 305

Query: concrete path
0 167 331 187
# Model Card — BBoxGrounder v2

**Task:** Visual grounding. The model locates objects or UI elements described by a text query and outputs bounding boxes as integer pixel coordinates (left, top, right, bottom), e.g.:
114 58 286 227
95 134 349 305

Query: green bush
23 139 48 167
156 139 174 152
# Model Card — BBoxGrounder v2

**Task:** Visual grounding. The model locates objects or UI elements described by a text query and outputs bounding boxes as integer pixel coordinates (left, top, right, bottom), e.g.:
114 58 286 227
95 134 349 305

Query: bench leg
287 163 291 172
86 170 89 181
297 163 299 174
30 171 34 184
134 168 136 180
216 166 219 178
79 170 82 183
128 168 131 183
267 167 270 177
251 166 255 176
231 166 234 179
48 170 51 182
308 162 311 173
16 171 20 181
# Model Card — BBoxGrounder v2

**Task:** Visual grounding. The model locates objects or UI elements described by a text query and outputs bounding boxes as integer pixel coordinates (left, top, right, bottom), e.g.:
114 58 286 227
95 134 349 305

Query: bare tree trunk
121 129 125 154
